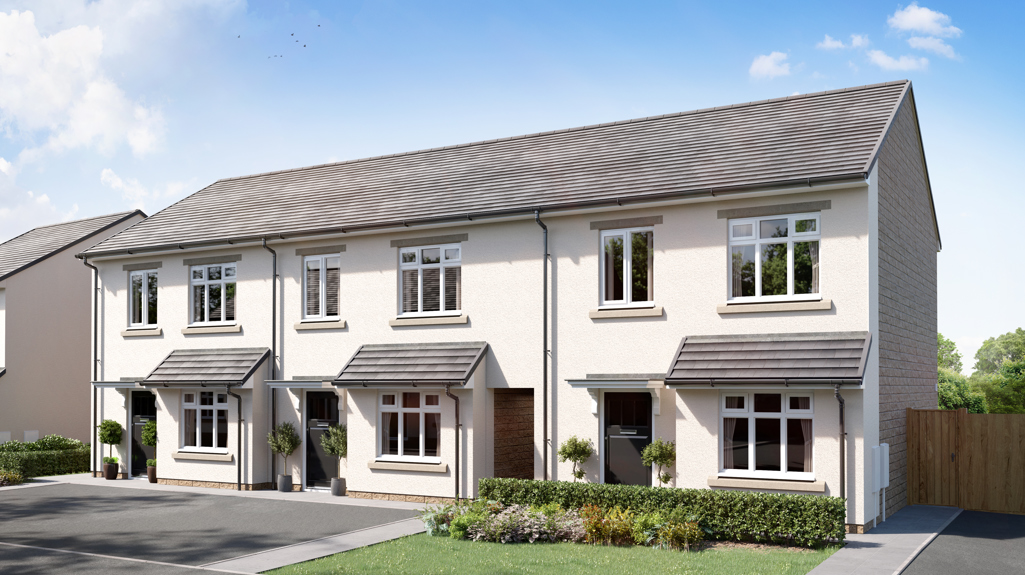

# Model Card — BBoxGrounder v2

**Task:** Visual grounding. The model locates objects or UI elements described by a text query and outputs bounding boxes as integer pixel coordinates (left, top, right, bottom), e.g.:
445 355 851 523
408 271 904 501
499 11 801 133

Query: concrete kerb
893 509 962 575
0 540 252 574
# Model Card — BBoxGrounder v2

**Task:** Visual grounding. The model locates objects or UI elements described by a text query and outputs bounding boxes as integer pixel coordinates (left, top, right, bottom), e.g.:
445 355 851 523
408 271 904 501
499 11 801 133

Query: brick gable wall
876 93 939 518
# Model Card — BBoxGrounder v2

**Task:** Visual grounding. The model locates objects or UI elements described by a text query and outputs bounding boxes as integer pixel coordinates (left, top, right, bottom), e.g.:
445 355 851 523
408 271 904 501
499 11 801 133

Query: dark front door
604 392 652 485
131 391 157 476
306 391 340 488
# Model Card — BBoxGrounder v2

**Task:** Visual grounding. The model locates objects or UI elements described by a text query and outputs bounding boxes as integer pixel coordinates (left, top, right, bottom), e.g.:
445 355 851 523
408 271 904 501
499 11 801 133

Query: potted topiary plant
268 422 301 493
141 420 157 483
320 423 347 496
558 435 594 482
641 438 677 487
98 419 124 480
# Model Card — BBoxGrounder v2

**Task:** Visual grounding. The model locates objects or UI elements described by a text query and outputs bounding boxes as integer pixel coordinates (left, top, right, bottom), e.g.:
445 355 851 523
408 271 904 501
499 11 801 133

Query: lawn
265 534 839 575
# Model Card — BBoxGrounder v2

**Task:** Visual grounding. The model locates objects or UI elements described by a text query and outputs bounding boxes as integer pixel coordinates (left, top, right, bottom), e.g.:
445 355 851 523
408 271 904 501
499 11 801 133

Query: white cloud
100 168 187 212
0 9 165 163
0 157 11 175
850 34 869 48
908 36 957 58
749 52 790 79
0 173 78 240
868 49 929 71
888 3 961 38
817 35 845 50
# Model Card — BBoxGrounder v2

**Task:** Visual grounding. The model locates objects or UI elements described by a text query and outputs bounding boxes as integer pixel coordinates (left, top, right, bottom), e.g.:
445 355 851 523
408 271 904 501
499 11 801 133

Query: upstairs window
129 270 158 327
182 391 228 452
728 213 820 302
398 244 461 316
190 263 236 324
600 228 654 307
303 255 340 320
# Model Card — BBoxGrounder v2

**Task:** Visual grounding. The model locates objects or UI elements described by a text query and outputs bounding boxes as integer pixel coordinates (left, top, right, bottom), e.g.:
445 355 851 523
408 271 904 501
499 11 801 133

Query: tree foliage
557 436 594 482
937 333 963 373
973 328 1025 374
141 420 157 448
320 423 347 478
938 368 987 413
267 422 302 474
98 419 123 460
970 361 1025 414
641 438 676 487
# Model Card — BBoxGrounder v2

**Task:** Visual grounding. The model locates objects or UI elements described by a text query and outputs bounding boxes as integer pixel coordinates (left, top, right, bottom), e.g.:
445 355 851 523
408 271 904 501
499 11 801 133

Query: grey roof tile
141 348 270 386
84 82 909 256
334 342 488 386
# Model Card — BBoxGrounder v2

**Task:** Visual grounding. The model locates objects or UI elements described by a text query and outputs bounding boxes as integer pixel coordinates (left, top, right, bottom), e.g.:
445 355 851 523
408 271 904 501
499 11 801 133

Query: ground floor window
720 392 813 479
182 391 229 451
378 391 441 462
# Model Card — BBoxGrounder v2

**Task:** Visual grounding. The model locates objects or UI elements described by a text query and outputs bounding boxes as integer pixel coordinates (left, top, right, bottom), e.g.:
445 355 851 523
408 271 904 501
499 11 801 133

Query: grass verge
264 533 840 575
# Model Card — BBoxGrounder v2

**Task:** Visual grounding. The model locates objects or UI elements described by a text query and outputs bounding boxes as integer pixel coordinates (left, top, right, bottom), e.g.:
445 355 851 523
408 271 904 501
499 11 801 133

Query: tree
938 368 987 413
141 420 157 449
557 436 594 482
320 424 347 477
973 328 1025 374
267 422 302 476
937 333 963 373
971 361 1025 414
641 438 676 487
98 419 123 461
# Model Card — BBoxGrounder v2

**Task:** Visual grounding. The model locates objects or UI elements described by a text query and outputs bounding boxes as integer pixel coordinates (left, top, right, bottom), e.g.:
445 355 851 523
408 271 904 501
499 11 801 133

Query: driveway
903 510 1025 574
0 483 420 574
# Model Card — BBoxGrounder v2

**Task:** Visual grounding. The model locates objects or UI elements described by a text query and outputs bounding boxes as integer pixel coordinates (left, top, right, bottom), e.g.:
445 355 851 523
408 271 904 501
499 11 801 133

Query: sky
0 1 1020 372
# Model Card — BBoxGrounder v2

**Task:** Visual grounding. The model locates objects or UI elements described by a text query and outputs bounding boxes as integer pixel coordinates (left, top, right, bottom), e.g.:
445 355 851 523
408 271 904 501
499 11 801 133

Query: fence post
906 407 915 506
957 408 967 509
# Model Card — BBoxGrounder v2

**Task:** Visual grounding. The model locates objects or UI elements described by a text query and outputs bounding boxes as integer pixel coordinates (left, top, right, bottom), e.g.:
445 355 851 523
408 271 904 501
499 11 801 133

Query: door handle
951 452 955 462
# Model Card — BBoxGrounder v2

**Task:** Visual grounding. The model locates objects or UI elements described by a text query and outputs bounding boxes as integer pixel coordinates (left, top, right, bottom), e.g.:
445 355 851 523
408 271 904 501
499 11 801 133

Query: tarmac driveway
0 483 419 573
903 510 1025 574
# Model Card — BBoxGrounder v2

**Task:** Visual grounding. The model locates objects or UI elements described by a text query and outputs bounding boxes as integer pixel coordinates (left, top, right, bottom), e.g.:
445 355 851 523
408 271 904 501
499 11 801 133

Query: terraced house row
80 79 938 533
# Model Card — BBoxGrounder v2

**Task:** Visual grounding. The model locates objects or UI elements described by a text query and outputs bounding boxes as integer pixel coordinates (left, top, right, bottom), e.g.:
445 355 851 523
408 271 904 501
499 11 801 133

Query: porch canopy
139 348 270 387
332 342 488 388
664 332 871 388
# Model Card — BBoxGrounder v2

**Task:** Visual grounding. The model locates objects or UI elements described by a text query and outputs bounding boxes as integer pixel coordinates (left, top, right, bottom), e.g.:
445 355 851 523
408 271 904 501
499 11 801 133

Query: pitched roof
140 348 270 386
664 332 872 386
84 81 911 257
333 342 488 387
0 211 143 281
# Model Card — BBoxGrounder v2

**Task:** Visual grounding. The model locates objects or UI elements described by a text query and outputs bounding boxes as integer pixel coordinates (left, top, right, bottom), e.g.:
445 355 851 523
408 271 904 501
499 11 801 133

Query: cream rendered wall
550 185 870 520
0 215 141 444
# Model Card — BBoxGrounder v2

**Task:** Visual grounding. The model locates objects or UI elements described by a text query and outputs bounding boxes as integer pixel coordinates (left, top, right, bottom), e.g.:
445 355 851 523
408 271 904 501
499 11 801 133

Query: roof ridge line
29 210 139 231
212 80 910 185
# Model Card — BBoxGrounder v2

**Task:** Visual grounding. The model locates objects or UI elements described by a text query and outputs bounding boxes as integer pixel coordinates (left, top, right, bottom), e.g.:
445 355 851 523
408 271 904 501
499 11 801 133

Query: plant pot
103 463 118 480
147 466 157 484
277 474 292 493
331 477 346 496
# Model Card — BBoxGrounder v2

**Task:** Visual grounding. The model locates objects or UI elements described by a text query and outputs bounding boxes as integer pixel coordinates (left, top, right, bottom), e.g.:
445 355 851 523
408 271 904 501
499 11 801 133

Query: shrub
268 422 302 475
0 470 24 487
0 435 85 453
632 511 665 545
641 439 676 486
320 424 348 477
580 505 634 545
478 478 845 546
468 504 584 544
557 436 594 482
656 520 703 551
141 421 158 448
103 456 119 464
146 459 157 468
0 448 90 478
98 420 123 461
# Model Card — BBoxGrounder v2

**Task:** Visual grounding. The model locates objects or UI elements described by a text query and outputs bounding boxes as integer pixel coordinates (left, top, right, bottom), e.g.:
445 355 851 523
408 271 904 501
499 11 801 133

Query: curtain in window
801 418 813 472
402 270 418 313
325 257 340 316
192 286 205 323
723 417 737 469
444 266 461 311
131 274 143 324
184 409 197 447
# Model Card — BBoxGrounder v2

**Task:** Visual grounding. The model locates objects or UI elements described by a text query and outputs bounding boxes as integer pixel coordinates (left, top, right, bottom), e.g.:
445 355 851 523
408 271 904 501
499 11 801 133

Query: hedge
0 447 91 478
0 435 86 453
478 478 845 546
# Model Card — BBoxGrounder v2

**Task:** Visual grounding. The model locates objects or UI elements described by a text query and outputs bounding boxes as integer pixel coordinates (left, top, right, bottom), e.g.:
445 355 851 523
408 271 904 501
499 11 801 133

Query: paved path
903 510 1025 575
0 478 424 574
808 505 961 575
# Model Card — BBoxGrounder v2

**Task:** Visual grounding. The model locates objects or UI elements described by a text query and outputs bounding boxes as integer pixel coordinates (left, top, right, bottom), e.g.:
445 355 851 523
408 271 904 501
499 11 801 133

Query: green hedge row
0 447 91 478
478 478 845 546
0 435 86 453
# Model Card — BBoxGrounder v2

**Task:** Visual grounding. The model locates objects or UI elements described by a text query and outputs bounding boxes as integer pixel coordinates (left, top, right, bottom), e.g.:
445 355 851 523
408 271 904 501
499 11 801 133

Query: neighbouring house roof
140 348 270 387
664 332 872 386
83 81 913 257
333 342 489 387
0 211 143 281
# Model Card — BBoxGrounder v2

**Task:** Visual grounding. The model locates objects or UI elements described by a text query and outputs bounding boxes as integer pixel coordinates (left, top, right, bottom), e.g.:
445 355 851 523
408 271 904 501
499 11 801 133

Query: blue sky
0 1 1020 369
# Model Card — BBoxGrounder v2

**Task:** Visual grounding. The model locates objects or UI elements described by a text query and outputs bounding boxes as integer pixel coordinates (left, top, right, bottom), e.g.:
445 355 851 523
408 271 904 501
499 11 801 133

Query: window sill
121 327 162 337
172 451 233 462
294 320 347 331
389 314 468 327
368 460 449 473
717 299 832 314
589 306 664 320
181 324 241 335
707 476 824 493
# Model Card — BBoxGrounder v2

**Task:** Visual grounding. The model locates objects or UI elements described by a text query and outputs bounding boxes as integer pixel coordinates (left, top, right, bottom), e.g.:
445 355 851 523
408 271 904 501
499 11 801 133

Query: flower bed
0 435 91 478
0 470 25 487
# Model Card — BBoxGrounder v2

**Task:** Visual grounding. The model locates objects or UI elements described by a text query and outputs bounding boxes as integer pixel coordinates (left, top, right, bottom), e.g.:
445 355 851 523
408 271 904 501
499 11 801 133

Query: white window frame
398 243 461 317
128 269 158 327
718 391 814 481
302 254 341 321
377 391 442 463
189 263 237 326
727 212 821 303
180 391 230 453
599 227 655 309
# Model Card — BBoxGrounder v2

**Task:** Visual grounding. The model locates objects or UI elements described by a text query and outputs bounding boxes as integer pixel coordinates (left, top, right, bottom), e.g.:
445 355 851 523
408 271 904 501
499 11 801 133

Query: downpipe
534 210 549 481
227 386 243 491
445 385 460 501
81 256 100 475
835 384 846 523
262 239 278 489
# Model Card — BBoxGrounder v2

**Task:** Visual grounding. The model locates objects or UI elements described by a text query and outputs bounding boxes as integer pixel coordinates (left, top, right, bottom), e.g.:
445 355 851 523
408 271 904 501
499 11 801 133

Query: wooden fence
907 408 1025 514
